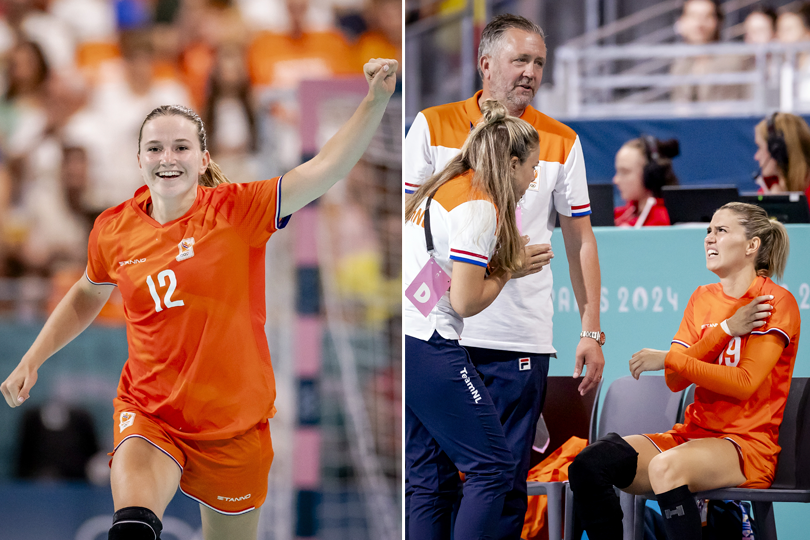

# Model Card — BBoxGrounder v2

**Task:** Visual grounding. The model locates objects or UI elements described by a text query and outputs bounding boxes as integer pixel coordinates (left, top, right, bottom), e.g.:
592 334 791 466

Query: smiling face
754 130 779 178
137 115 210 203
512 144 540 199
613 145 649 203
705 209 760 277
481 29 546 115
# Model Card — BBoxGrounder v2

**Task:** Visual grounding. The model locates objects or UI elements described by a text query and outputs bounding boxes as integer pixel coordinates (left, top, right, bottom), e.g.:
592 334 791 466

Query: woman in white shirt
403 99 540 540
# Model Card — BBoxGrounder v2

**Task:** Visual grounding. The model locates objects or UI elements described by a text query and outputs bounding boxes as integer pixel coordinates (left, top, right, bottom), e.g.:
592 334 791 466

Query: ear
479 55 490 80
137 153 141 169
510 155 520 171
746 236 761 257
199 150 211 176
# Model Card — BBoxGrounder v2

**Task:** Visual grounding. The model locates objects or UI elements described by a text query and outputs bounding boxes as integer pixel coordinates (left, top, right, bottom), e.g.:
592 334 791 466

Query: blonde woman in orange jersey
569 202 800 540
0 58 398 540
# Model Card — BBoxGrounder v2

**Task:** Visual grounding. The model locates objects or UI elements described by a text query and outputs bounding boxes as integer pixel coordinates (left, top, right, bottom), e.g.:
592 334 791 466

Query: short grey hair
477 14 545 78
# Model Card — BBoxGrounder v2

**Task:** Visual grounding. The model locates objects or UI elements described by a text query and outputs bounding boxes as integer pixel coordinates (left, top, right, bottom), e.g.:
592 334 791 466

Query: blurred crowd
673 0 810 102
0 0 401 316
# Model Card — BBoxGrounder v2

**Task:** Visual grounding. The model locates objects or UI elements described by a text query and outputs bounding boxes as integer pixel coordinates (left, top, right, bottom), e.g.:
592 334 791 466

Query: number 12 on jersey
146 270 184 312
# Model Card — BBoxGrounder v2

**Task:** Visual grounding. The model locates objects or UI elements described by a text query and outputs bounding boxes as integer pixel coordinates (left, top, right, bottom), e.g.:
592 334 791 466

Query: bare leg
621 435 662 495
650 438 746 540
648 438 746 493
200 505 261 540
111 437 182 519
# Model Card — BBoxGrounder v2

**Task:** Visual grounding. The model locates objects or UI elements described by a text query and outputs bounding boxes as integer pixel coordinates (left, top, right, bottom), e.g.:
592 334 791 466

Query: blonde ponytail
200 160 231 187
719 202 790 280
406 99 539 273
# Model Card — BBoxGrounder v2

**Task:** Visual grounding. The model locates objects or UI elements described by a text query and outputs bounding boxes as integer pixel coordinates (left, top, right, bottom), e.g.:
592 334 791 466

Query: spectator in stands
247 0 356 175
776 4 810 102
67 29 190 212
776 4 810 44
202 43 259 184
177 0 249 109
754 113 810 209
671 0 748 102
744 4 777 44
8 0 77 78
247 0 355 89
2 40 51 164
613 136 680 227
355 0 402 69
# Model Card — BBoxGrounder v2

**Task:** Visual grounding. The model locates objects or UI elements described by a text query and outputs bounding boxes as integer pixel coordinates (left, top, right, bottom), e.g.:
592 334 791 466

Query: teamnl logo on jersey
119 412 136 433
177 237 195 262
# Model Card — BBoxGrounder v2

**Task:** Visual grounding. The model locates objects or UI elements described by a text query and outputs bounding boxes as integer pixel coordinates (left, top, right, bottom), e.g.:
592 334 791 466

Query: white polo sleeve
552 135 591 217
404 112 435 194
447 200 497 268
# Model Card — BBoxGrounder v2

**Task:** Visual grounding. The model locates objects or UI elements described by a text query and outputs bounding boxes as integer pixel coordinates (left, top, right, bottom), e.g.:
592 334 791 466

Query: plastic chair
526 376 601 540
589 376 686 540
597 375 685 439
626 377 810 540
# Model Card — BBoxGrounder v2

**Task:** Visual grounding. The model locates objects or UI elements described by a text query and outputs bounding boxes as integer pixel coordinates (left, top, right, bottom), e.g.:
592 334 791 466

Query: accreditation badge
405 258 451 317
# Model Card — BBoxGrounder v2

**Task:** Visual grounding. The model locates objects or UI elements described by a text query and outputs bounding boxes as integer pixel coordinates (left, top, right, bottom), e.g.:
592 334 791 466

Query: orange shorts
111 404 274 514
642 430 775 489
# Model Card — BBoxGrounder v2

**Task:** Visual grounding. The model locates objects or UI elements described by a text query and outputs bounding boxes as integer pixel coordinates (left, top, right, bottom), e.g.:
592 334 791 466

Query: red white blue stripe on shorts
449 248 489 267
571 203 592 217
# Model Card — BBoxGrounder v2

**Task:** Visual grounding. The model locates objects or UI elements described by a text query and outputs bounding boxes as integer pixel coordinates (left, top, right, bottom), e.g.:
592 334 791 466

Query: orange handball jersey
665 276 801 459
86 178 290 440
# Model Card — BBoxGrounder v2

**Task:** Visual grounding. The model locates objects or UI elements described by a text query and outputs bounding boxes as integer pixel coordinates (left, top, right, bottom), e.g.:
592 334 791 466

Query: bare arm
279 58 398 217
1 277 113 407
449 262 511 318
559 214 605 395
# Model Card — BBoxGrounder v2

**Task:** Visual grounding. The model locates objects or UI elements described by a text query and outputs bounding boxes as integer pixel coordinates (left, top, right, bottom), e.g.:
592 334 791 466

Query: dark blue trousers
465 346 551 540
406 332 516 540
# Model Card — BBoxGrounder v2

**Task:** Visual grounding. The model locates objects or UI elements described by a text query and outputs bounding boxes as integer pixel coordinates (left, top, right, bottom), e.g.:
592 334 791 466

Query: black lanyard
424 194 436 254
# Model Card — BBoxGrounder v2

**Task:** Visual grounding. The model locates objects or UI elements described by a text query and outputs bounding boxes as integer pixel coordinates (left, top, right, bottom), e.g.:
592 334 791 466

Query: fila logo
519 358 531 371
218 494 251 502
119 258 147 266
665 505 685 519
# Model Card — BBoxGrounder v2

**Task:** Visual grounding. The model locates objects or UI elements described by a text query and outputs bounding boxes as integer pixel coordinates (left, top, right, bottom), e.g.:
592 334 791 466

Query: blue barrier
566 116 810 189
0 481 201 540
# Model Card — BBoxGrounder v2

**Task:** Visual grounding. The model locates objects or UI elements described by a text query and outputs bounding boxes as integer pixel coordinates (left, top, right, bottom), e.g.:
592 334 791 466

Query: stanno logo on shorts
177 237 195 262
218 494 251 502
119 412 136 433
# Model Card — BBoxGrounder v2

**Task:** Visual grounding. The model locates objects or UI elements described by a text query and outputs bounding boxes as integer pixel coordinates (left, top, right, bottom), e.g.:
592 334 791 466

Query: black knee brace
108 506 163 540
568 433 639 540
570 432 639 491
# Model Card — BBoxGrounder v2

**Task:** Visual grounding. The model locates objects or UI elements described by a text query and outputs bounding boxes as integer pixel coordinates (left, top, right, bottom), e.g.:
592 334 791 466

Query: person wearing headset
613 136 680 227
754 113 810 212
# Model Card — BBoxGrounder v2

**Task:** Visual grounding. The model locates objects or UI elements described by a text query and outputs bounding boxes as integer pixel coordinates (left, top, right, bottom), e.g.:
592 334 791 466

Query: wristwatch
580 330 606 347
